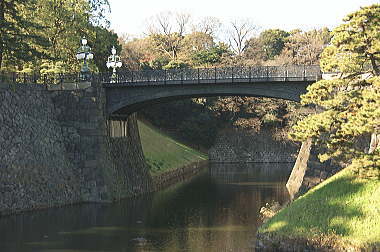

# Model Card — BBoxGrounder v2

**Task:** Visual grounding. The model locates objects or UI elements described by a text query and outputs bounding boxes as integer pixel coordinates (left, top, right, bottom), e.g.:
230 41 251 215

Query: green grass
138 120 207 176
259 167 380 248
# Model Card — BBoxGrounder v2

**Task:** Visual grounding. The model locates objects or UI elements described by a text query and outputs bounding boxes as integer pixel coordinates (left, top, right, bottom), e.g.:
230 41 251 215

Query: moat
0 162 292 251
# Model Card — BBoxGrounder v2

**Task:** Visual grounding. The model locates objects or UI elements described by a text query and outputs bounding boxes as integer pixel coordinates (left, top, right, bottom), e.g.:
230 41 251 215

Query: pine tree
0 0 49 69
290 4 380 173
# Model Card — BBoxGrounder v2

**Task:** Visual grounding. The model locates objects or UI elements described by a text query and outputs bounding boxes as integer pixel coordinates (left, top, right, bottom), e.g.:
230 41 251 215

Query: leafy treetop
290 4 380 173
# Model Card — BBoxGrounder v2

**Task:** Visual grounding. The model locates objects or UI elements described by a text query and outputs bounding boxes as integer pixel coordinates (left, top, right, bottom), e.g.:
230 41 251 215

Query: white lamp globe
76 52 85 60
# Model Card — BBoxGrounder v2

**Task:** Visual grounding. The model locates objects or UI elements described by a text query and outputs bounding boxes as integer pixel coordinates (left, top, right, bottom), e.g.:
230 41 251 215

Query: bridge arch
102 65 321 117
105 81 313 117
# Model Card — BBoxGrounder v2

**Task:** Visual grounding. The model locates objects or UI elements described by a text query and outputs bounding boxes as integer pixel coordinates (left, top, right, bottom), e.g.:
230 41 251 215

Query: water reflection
0 162 292 252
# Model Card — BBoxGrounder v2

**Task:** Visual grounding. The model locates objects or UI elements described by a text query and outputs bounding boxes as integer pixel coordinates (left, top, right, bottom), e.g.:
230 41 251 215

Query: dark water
0 162 292 252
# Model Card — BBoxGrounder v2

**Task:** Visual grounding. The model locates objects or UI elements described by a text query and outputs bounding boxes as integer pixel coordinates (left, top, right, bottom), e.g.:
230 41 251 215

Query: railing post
214 67 217 84
197 68 200 84
266 66 269 81
249 66 251 82
164 69 167 84
181 69 183 84
131 71 134 83
285 70 288 81
231 67 234 83
317 68 322 81
303 65 306 81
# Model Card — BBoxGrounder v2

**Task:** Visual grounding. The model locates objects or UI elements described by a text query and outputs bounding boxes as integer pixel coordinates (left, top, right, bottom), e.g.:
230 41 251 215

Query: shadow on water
0 162 292 252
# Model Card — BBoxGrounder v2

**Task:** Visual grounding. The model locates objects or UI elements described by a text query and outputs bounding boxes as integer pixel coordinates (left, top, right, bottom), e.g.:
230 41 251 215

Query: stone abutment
0 82 152 215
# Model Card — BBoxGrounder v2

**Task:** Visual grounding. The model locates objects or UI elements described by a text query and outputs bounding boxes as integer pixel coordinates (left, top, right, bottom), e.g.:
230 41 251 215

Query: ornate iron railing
100 65 322 85
0 72 93 85
0 65 322 87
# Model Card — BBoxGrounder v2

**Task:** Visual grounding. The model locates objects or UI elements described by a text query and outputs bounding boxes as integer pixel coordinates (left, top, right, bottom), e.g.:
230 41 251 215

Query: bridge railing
101 65 321 85
0 65 322 87
0 71 93 87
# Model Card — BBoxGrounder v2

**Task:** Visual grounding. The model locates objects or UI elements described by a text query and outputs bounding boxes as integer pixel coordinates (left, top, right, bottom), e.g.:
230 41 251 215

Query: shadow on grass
261 173 371 242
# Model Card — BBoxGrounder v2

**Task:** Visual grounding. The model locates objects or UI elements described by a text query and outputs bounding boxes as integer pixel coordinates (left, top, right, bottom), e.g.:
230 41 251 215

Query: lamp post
76 37 94 80
106 46 122 83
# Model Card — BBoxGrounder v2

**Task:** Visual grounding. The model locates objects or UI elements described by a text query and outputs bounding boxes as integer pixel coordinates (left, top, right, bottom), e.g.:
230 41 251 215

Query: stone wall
152 160 208 192
209 129 298 163
208 129 342 198
0 82 152 215
0 85 81 214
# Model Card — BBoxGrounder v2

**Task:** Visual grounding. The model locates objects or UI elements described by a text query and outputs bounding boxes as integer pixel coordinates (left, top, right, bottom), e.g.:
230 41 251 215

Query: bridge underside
105 81 314 118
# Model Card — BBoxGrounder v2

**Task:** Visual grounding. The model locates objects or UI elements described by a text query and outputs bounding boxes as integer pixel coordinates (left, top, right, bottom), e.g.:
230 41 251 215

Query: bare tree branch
193 16 221 36
145 11 192 61
147 11 172 35
176 12 191 36
228 19 256 56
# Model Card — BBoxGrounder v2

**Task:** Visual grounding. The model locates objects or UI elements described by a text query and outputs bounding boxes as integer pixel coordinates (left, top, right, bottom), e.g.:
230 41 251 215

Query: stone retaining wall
0 83 152 215
209 129 298 163
152 161 208 191
209 129 341 197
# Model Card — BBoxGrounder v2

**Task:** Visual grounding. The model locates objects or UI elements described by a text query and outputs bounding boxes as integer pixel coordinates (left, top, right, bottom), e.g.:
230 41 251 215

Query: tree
227 19 256 57
275 28 331 65
92 26 121 72
0 0 49 69
290 4 380 173
193 16 221 37
29 0 93 72
119 36 153 70
191 43 231 67
1 0 114 72
88 0 111 27
244 29 289 64
259 29 289 60
181 32 214 54
147 11 191 61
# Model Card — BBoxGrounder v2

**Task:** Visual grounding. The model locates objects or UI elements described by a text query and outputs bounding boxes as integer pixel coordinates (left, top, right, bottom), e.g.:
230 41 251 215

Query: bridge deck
101 65 322 86
0 65 322 87
103 76 319 87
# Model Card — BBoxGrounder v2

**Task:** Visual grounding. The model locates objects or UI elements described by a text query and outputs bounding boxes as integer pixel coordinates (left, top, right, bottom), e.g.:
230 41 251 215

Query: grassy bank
259 167 380 249
138 120 207 176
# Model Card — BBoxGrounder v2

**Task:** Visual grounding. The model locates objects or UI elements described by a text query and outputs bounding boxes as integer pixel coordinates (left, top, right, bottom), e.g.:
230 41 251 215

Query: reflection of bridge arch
102 65 321 117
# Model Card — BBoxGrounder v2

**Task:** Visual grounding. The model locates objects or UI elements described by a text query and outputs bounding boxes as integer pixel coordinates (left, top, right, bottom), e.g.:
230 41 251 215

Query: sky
108 0 379 38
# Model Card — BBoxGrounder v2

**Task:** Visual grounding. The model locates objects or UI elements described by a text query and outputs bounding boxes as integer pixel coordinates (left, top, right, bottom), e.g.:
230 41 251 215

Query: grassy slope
138 120 207 176
259 167 380 248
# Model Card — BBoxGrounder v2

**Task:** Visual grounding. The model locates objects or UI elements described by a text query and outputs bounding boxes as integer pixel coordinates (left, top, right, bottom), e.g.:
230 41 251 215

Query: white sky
109 0 379 38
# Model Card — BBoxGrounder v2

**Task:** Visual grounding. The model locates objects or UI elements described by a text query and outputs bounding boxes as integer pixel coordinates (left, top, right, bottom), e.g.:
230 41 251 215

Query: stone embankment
152 160 208 191
209 130 340 193
0 82 152 215
209 129 298 163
